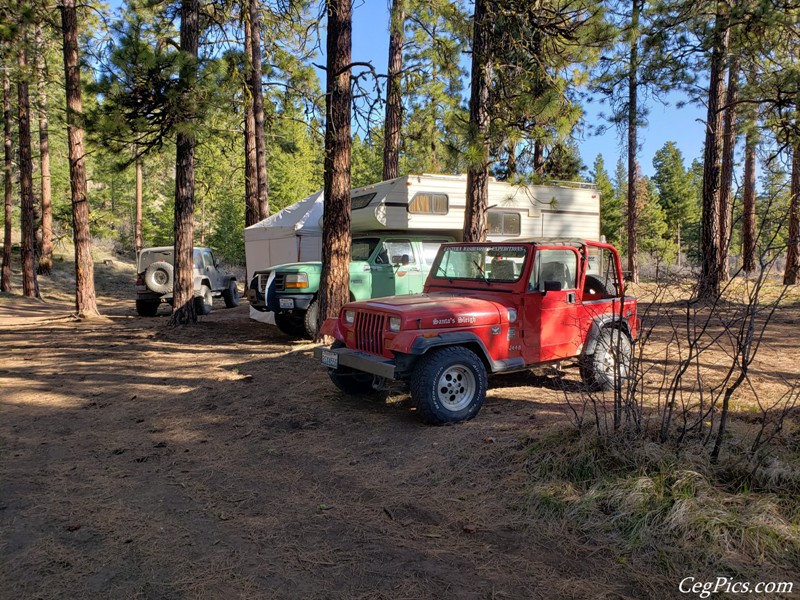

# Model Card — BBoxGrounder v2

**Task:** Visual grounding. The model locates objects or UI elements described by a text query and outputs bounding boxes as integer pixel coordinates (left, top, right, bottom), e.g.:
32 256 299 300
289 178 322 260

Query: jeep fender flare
409 332 496 372
193 276 212 296
583 315 633 357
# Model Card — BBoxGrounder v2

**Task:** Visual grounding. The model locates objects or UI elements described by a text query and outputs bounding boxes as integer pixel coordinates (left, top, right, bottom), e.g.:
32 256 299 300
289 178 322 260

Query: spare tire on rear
144 261 174 294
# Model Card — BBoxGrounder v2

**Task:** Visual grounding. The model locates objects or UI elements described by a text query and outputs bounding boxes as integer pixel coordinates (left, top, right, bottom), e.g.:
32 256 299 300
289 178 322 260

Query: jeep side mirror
543 280 562 294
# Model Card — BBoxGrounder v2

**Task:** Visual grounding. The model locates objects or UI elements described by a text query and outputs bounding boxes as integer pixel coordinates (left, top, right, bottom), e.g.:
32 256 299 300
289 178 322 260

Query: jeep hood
355 293 509 328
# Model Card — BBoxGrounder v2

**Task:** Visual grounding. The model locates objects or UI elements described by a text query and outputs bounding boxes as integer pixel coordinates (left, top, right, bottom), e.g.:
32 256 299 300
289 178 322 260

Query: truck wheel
303 298 319 340
327 342 376 395
275 313 306 338
222 280 239 308
135 299 160 317
144 261 173 294
582 328 631 391
194 285 213 316
411 346 487 425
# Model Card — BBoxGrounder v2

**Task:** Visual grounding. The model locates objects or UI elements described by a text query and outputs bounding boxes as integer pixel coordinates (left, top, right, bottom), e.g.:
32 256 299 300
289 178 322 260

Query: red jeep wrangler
314 239 639 425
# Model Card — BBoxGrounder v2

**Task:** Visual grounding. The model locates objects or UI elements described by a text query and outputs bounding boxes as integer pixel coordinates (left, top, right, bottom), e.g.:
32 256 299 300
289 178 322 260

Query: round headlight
507 308 517 323
344 310 355 324
389 317 401 332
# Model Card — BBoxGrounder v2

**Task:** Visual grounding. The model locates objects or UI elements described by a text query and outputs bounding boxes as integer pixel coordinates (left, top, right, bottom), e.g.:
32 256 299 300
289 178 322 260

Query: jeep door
521 246 583 362
201 249 220 290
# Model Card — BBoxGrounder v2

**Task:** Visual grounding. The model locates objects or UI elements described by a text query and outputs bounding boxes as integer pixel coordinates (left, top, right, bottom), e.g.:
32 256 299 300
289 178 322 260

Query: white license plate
320 350 339 369
279 298 294 309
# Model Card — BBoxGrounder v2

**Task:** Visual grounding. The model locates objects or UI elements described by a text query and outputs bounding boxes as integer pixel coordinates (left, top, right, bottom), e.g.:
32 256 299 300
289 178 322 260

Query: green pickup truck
247 234 454 338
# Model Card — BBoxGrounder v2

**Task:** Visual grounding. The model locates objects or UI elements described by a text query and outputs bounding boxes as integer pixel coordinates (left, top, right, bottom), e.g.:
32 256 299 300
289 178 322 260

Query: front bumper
246 287 269 312
313 346 397 380
269 293 314 313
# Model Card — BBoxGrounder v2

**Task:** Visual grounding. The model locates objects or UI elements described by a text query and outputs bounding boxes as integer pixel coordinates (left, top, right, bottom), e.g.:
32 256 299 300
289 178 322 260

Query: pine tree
34 22 52 275
652 141 697 265
316 0 352 340
382 0 404 181
61 0 98 316
17 26 39 298
1 53 12 293
169 0 200 325
592 154 622 246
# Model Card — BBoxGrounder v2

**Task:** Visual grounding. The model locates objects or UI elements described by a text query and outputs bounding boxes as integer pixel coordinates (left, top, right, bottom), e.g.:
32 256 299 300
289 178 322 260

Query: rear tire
581 328 632 391
222 280 239 308
327 341 377 395
194 285 213 316
303 298 319 340
136 299 160 317
410 346 487 425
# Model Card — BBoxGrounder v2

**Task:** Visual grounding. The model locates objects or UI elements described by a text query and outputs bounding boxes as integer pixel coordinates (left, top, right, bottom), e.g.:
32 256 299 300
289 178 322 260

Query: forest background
1 0 796 286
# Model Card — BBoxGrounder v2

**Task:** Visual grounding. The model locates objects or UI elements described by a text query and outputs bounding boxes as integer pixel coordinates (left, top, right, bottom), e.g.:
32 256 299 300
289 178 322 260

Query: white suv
135 247 239 316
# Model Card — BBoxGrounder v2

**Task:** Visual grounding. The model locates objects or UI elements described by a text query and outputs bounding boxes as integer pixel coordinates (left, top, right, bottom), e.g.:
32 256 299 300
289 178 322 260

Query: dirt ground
1 258 798 599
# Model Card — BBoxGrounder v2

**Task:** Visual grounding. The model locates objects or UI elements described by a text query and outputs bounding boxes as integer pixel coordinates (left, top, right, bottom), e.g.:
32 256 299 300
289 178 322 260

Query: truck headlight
389 317 401 332
284 273 308 289
344 310 355 324
507 308 517 323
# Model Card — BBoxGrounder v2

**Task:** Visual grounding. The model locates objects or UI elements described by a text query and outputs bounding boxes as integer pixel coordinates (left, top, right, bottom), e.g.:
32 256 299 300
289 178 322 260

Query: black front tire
222 280 239 308
581 328 632 391
194 285 213 316
326 341 377 395
303 298 319 340
136 299 160 317
275 312 307 338
410 346 487 425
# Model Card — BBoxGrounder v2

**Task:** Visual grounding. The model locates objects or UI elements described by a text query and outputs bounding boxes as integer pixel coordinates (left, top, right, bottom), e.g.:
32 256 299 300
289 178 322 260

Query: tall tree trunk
382 0 403 181
699 0 730 299
463 0 492 243
135 158 143 254
18 40 39 298
718 54 739 282
249 0 268 219
61 0 98 316
2 63 12 294
784 145 800 285
533 139 544 177
35 23 52 276
243 14 259 227
626 0 641 284
505 143 517 180
742 125 756 273
316 0 352 341
169 0 200 325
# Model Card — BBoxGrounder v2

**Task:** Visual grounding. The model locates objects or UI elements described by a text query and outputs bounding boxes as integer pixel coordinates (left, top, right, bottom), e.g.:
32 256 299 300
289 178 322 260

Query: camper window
351 193 377 210
488 211 521 236
408 193 448 214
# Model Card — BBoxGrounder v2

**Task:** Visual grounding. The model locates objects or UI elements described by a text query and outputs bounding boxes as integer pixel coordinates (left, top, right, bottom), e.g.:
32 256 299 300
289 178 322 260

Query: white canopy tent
243 190 324 281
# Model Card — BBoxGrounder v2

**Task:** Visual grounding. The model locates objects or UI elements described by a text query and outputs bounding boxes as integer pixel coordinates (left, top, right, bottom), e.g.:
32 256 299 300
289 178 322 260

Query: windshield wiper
472 260 491 286
435 264 453 283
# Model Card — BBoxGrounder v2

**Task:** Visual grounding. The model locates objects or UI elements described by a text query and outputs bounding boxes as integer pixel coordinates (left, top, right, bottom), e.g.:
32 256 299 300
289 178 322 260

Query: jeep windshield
431 245 527 282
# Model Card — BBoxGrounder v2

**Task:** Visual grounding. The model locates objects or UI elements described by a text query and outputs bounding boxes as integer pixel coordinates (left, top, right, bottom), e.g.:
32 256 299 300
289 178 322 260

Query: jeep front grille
257 272 270 293
354 311 387 356
273 273 286 292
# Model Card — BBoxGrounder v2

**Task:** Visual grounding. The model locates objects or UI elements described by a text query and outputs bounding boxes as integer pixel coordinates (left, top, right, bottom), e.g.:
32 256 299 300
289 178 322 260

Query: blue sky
348 0 706 179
